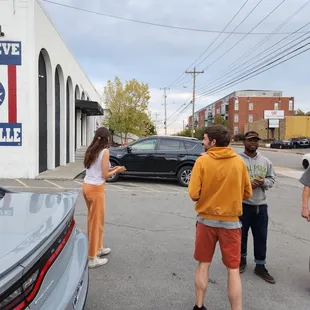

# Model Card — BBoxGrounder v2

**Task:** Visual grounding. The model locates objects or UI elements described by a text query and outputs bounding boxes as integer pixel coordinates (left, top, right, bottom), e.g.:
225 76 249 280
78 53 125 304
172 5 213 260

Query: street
232 146 306 170
0 149 309 309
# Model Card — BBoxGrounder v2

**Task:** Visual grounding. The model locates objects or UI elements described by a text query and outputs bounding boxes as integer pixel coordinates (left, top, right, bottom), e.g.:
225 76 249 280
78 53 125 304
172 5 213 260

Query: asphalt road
232 146 306 170
0 148 309 309
4 176 308 309
69 176 307 310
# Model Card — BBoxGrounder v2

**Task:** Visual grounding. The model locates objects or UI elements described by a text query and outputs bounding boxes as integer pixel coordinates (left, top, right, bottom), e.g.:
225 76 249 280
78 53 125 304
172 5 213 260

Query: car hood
0 191 78 277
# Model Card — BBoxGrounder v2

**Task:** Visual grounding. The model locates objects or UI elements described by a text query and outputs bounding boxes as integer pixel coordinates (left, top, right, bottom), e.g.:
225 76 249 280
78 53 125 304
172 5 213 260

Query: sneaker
193 305 207 310
239 257 247 273
97 247 111 257
254 265 275 284
88 256 108 268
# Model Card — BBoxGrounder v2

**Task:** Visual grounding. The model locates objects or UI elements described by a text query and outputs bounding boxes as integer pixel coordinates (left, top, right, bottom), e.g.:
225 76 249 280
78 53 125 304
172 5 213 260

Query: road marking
156 184 183 192
44 180 64 189
108 184 130 191
15 179 30 188
4 185 183 194
124 182 157 192
6 185 73 190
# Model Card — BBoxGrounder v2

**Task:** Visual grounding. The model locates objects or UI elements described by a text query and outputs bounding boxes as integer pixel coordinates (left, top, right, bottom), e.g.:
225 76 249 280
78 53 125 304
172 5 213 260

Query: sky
41 0 310 134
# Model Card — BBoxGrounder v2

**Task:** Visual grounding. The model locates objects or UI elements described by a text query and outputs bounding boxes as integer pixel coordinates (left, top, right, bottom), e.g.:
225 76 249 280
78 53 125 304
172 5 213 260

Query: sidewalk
274 166 304 180
232 144 308 155
36 162 84 180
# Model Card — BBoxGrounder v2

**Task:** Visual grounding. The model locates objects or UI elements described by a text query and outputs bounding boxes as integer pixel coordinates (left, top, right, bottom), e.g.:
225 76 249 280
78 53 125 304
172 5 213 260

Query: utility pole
160 87 170 135
185 67 204 137
152 112 160 133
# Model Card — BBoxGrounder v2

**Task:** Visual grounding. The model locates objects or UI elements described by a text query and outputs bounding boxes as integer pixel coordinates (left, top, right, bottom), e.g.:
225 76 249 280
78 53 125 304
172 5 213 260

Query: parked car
302 153 310 169
289 138 310 148
108 135 204 187
270 140 292 149
0 187 89 310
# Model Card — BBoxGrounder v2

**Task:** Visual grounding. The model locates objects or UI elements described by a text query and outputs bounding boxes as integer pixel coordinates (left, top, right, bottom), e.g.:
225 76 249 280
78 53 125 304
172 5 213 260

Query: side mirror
127 146 132 153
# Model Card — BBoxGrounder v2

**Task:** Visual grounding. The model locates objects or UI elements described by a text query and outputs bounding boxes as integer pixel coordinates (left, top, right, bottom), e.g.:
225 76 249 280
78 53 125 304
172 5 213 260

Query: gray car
0 187 89 310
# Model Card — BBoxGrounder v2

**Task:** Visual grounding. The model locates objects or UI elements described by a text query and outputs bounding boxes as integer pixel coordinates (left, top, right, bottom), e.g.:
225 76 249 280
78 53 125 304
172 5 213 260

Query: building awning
75 100 104 116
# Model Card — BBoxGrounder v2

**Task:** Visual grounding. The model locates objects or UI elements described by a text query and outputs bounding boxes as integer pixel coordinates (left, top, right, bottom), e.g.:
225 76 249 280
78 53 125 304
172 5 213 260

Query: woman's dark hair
84 127 111 169
204 124 231 147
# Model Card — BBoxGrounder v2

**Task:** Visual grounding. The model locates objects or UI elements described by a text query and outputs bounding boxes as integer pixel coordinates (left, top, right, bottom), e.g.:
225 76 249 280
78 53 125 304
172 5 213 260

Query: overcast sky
42 0 310 134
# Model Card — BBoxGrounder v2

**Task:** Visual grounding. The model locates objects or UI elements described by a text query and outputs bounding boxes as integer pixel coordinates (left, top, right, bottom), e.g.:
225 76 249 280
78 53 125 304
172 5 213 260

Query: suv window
184 141 197 150
131 139 157 151
158 139 186 151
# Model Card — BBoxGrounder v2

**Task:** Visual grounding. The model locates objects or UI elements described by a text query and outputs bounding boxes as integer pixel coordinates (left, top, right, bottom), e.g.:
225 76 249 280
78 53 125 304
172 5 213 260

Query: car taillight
0 270 39 310
0 217 75 310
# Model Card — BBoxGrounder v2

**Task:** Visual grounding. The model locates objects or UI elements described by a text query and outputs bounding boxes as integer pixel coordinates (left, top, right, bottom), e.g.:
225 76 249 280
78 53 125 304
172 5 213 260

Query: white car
302 153 310 169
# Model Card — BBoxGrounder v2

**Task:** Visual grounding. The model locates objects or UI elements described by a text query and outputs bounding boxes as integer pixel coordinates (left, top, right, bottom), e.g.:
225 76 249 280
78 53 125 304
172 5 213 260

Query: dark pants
239 203 268 265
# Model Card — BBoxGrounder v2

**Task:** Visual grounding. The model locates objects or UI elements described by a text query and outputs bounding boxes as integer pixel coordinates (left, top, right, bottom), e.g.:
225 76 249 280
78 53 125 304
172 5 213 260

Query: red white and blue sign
0 41 22 65
0 41 22 146
0 82 5 106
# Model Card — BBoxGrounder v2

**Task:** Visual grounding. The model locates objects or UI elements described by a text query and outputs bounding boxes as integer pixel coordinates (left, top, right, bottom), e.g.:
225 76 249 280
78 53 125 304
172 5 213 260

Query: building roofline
192 89 286 116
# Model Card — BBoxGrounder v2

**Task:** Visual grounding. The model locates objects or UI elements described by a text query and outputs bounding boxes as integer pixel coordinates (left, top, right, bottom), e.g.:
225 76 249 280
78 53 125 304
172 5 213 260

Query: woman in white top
82 127 126 268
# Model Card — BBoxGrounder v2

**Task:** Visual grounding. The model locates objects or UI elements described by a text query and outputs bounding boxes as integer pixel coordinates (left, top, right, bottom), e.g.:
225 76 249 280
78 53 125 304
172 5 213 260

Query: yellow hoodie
188 147 252 222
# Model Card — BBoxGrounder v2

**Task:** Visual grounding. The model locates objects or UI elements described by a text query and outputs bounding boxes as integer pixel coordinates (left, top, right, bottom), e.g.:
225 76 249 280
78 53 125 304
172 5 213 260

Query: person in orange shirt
188 124 252 310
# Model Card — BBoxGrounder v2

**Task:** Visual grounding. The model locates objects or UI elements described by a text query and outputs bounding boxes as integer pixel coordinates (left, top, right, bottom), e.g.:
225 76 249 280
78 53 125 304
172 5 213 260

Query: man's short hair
204 124 231 147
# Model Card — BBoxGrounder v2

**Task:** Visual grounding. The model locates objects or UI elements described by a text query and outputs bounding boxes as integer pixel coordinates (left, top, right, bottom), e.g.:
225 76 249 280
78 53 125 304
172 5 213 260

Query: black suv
108 135 204 187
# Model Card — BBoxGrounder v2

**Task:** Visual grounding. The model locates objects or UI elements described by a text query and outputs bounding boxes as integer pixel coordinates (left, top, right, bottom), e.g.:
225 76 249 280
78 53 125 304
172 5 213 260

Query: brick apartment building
188 90 295 136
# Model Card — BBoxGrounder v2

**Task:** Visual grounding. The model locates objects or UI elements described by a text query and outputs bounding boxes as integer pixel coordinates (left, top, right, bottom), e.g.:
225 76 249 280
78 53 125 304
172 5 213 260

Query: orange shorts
194 222 241 269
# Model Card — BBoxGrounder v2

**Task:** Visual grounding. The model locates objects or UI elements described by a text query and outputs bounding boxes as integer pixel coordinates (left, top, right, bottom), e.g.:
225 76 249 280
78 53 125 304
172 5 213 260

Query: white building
0 0 104 178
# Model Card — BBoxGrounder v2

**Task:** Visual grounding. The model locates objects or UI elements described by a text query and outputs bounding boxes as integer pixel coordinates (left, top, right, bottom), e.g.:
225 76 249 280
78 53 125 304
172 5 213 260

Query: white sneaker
88 256 108 268
97 248 111 257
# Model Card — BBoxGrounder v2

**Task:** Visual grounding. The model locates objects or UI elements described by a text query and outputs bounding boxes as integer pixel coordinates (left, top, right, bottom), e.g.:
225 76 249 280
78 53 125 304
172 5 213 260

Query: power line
195 1 310 95
199 0 287 73
196 40 310 100
167 102 192 127
196 27 310 99
167 0 250 88
197 29 310 98
42 0 309 35
173 0 285 93
194 0 263 71
167 0 285 118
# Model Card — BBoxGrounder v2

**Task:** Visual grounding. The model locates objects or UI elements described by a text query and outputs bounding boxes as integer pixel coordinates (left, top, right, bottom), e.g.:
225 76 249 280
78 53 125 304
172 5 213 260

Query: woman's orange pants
82 183 105 258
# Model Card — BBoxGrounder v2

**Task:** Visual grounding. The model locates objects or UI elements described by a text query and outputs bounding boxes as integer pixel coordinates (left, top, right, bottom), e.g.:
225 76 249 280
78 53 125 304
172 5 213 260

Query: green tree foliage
294 109 310 116
175 127 204 140
213 115 230 127
143 122 157 136
103 77 152 141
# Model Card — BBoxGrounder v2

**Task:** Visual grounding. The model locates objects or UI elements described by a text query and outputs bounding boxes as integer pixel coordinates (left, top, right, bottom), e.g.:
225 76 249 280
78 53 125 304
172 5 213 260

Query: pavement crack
269 228 310 244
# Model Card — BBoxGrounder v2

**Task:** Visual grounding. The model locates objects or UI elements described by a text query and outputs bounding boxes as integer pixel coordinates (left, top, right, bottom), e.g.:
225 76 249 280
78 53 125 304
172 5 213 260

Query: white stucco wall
0 0 103 178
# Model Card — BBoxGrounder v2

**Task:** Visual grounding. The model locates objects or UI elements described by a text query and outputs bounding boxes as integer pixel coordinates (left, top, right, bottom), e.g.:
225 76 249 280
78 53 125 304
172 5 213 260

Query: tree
213 115 230 127
295 109 310 116
143 122 157 136
103 77 151 142
175 127 204 140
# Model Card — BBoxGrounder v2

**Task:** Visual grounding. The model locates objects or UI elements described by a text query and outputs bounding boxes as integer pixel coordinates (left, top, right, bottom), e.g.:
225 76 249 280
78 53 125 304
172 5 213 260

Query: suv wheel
177 165 192 187
303 159 309 170
107 161 120 183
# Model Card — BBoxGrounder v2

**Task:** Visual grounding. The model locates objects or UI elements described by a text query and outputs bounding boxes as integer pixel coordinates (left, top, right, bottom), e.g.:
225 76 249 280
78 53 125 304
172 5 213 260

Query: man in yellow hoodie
188 124 252 310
